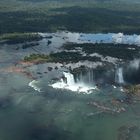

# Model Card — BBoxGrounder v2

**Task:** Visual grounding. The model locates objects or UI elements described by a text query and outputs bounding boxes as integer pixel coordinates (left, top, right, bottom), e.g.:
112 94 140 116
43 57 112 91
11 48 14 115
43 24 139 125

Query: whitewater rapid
50 72 97 94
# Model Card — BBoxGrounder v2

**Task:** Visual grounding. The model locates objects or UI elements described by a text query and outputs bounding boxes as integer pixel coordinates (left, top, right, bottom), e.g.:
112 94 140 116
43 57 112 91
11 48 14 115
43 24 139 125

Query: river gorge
0 31 140 140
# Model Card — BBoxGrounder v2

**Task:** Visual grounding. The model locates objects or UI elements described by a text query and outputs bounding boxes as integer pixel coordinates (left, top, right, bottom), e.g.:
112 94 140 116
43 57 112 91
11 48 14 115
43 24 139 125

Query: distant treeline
1 0 140 34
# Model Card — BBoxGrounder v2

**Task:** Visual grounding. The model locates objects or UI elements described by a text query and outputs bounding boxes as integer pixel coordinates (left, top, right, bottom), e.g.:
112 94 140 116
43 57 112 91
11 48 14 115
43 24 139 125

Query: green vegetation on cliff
24 52 101 63
24 54 52 62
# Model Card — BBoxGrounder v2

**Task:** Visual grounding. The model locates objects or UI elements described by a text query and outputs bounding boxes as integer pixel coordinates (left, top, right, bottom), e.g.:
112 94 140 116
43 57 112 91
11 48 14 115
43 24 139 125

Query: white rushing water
115 68 124 84
50 72 97 94
64 72 75 85
29 80 42 92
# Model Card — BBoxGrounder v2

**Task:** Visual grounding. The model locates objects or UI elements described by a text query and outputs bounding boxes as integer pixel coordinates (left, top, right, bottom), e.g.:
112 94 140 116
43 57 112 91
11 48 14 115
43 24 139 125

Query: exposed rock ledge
124 84 140 95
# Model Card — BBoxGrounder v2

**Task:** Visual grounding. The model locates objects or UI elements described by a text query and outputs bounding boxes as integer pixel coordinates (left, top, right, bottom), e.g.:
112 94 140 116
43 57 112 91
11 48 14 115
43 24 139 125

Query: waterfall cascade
51 72 97 94
63 72 75 85
76 69 94 85
115 68 124 84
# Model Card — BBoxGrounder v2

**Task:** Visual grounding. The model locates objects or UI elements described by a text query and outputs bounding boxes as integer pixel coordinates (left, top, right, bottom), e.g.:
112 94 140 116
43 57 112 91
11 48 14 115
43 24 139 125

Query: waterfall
88 69 94 84
63 72 75 85
88 70 91 84
80 71 83 83
50 71 97 93
115 67 124 84
76 69 94 84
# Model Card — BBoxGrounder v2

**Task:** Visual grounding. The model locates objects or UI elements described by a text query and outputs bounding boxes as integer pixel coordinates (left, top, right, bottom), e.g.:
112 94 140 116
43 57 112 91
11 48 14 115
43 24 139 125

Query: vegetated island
63 43 140 60
23 43 140 64
0 32 43 44
23 52 101 64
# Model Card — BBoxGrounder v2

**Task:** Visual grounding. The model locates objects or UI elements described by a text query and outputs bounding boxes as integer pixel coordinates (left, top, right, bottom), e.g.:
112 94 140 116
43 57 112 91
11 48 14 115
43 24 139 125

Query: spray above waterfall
50 67 127 94
50 72 97 94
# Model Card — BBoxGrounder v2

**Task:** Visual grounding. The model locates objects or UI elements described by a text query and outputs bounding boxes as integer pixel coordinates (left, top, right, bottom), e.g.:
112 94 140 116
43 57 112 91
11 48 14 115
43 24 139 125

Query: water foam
50 72 97 94
29 80 42 92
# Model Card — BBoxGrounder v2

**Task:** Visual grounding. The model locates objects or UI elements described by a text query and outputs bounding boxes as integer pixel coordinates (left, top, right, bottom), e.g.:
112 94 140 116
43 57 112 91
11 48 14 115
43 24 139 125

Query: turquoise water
0 71 140 140
0 33 140 140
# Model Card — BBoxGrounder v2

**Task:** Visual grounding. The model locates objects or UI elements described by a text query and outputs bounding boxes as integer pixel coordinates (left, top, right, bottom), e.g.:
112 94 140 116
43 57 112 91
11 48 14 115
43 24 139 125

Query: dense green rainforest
1 0 140 34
